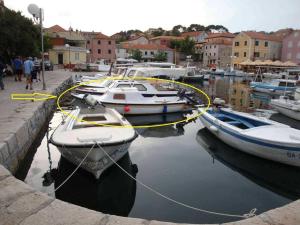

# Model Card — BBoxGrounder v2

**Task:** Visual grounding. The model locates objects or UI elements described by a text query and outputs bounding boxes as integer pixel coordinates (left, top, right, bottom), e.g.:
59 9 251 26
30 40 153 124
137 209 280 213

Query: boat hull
199 112 300 167
271 100 300 120
57 142 131 179
101 102 189 115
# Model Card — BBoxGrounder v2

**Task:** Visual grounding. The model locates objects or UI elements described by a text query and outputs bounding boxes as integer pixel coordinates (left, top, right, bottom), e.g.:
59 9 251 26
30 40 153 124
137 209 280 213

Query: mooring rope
95 142 257 219
48 143 96 195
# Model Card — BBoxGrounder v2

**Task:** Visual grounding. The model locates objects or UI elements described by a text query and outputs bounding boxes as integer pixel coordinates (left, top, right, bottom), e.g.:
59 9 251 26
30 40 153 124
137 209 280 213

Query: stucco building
116 43 174 63
82 32 116 63
232 31 282 67
149 36 184 47
281 30 300 65
46 25 87 67
202 33 235 68
181 31 208 43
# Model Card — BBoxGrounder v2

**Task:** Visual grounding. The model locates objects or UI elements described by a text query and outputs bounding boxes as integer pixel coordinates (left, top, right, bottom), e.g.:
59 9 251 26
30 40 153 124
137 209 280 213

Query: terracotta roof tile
46 25 66 32
122 43 173 51
243 31 281 42
207 32 235 39
181 31 204 37
150 36 184 40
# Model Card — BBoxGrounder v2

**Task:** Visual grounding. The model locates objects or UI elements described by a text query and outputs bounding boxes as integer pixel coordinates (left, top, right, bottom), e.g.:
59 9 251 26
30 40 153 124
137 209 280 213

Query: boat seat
227 121 242 125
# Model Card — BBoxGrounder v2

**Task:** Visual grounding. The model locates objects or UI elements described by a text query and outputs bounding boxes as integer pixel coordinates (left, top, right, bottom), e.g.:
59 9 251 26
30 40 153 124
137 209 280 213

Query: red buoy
124 105 130 112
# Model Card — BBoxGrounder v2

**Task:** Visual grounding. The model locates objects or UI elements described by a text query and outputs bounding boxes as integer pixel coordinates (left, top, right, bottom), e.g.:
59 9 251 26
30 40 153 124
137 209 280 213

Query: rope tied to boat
95 142 257 219
47 143 96 195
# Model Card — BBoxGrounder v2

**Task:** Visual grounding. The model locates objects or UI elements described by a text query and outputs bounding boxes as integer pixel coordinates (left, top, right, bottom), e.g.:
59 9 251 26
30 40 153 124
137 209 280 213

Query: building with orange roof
46 26 88 67
149 36 184 47
122 35 149 45
81 31 116 63
232 31 282 67
116 43 174 63
181 31 208 43
201 32 235 68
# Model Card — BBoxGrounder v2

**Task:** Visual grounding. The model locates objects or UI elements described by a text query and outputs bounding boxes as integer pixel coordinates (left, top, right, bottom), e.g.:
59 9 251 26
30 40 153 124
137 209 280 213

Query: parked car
44 61 53 71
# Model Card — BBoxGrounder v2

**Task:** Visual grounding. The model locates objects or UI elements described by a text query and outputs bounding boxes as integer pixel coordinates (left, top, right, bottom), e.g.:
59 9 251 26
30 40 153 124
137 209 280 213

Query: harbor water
19 76 300 224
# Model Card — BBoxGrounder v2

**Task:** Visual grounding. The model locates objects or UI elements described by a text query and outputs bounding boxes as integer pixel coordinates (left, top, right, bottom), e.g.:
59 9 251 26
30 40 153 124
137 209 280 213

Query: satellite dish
27 4 40 18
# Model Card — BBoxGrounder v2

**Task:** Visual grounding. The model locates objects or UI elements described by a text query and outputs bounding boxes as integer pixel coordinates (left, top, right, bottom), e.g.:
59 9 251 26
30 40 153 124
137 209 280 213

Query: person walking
0 57 5 90
13 56 23 81
24 57 34 90
33 57 41 82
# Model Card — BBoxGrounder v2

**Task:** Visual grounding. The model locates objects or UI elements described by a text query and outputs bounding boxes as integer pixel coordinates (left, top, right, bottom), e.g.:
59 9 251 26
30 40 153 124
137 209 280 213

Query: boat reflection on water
126 112 196 138
53 153 137 216
196 128 300 200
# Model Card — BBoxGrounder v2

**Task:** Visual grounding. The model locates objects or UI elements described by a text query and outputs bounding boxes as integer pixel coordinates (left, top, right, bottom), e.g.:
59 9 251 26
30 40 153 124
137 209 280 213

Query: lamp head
27 4 40 18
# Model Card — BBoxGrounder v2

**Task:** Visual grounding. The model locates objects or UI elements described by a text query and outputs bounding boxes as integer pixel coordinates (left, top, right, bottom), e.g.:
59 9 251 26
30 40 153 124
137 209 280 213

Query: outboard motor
83 94 98 106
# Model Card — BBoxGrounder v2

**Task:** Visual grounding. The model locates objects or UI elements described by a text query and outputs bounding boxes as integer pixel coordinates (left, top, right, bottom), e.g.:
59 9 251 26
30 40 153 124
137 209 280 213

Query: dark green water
22 77 300 224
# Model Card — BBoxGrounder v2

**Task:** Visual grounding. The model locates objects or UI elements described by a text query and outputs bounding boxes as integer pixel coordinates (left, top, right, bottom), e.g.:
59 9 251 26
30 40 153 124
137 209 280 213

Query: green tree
151 27 165 37
0 8 41 63
130 49 143 62
171 25 186 36
170 37 195 55
153 51 167 62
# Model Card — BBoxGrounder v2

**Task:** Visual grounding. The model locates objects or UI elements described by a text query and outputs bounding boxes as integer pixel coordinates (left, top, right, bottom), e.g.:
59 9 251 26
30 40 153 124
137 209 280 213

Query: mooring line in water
48 143 96 195
95 142 257 219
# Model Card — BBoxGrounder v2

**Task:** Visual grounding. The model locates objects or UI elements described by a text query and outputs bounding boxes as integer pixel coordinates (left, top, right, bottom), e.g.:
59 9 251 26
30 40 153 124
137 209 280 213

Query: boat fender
209 125 218 132
163 105 168 113
124 105 130 112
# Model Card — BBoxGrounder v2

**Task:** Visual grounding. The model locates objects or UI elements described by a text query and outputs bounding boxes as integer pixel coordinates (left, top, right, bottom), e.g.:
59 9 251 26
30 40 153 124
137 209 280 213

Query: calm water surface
22 76 300 224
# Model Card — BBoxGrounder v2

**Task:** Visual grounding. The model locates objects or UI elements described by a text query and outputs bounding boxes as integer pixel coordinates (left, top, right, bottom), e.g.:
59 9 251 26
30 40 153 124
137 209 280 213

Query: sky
5 0 300 35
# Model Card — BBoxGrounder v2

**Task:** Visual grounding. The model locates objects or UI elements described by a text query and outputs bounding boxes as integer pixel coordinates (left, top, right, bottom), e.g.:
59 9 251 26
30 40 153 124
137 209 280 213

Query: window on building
87 40 90 44
75 53 79 60
145 51 148 55
234 52 239 57
108 49 111 54
209 53 211 56
89 49 92 53
98 40 101 45
108 41 111 45
288 41 293 48
210 45 212 49
265 41 268 47
205 53 207 56
205 46 207 49
244 52 247 57
244 41 247 46
254 52 260 57
150 51 154 55
98 49 101 54
214 45 216 48
235 42 239 46
287 52 292 59
255 40 259 46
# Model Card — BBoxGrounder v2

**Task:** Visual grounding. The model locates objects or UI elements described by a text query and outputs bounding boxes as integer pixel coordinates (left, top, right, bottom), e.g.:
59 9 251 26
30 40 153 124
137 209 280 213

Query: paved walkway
0 70 71 143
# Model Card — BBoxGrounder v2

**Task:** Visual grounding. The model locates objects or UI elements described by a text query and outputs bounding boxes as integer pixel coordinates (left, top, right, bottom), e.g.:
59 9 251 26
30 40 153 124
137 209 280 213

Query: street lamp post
28 4 46 90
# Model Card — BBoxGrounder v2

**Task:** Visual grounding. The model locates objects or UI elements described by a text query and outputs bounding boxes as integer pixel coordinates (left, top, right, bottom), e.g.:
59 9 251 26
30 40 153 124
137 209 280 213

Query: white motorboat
124 67 188 80
270 96 300 120
73 87 191 115
198 107 300 167
74 79 189 97
50 103 137 179
250 79 298 94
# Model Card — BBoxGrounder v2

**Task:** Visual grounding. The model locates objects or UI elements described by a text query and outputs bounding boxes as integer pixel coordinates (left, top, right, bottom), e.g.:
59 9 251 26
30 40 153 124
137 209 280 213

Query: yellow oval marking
56 77 211 128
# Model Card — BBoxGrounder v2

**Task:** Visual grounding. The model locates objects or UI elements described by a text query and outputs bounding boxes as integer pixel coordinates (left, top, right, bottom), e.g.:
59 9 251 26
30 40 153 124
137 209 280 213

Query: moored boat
50 104 137 179
270 96 300 120
198 107 300 167
73 87 191 115
250 79 298 94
